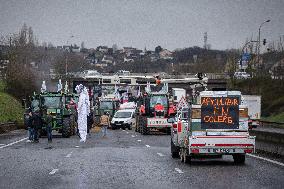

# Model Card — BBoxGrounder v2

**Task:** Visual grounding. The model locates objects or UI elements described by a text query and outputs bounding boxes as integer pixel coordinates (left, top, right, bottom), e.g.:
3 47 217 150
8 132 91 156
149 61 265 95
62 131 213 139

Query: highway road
0 129 283 189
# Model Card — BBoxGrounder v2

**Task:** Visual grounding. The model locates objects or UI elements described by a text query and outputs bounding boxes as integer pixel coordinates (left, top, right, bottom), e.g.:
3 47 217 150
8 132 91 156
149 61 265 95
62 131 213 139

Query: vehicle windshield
42 96 62 108
100 101 113 109
150 95 168 108
114 111 132 118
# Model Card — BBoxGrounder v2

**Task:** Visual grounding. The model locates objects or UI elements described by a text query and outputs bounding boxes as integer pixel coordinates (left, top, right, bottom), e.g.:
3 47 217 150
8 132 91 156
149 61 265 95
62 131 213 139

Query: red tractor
136 91 174 135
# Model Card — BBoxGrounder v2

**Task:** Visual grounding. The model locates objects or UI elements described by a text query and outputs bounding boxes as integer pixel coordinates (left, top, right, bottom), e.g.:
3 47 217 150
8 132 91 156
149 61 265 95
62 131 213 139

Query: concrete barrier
250 129 284 156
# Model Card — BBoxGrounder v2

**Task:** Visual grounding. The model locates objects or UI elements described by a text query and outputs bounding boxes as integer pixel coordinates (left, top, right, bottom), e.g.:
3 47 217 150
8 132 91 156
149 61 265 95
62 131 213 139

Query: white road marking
146 145 150 148
247 154 284 167
49 169 59 175
175 168 184 174
157 153 165 157
0 144 5 146
137 140 141 142
75 146 80 148
131 135 135 138
126 132 129 134
0 137 28 149
66 152 73 158
122 130 126 132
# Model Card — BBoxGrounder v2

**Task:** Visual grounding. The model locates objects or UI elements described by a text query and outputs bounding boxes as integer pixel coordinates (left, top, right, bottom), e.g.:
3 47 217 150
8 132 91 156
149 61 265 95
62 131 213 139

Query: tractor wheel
166 128 171 135
70 115 76 136
171 140 180 158
141 118 149 135
233 154 245 164
62 117 71 138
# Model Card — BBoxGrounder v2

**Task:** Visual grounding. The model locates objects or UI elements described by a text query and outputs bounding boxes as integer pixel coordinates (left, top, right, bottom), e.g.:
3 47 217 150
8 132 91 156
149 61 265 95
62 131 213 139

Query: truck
172 88 186 104
170 91 256 164
242 95 261 129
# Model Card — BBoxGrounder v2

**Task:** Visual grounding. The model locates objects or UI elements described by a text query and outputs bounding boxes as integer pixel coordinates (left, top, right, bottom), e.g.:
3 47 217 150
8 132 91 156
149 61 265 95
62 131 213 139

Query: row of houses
55 45 174 68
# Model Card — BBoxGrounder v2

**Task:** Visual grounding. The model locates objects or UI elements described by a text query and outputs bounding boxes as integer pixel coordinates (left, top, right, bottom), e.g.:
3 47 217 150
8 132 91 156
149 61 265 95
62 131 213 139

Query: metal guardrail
0 122 16 126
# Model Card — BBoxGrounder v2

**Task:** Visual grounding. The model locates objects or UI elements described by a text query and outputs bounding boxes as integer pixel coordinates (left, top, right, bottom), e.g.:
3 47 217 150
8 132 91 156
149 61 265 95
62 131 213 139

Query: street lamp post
65 35 74 78
257 19 270 70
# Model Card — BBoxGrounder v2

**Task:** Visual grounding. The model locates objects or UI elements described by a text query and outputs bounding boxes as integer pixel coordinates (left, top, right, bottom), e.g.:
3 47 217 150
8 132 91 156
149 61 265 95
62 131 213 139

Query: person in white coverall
76 84 90 142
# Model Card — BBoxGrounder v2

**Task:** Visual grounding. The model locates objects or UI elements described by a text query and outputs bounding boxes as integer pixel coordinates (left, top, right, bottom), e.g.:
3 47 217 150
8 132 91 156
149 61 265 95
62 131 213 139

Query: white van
111 109 136 130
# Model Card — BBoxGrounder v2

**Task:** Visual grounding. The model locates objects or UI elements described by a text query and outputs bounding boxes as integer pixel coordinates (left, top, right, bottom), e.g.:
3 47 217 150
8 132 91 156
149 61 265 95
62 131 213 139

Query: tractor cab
146 93 169 118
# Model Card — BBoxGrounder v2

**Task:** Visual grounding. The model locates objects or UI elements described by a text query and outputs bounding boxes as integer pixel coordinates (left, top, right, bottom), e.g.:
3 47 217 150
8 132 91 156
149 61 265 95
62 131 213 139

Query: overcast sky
0 0 283 51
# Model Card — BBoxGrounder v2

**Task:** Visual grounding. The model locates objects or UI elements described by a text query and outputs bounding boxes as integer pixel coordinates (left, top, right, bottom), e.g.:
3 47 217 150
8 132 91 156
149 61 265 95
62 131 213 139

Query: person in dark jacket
26 110 34 142
31 111 42 143
45 111 53 143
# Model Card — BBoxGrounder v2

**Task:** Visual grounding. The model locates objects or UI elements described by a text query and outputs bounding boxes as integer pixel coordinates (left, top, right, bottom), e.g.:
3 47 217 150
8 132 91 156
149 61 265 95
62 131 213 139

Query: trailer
172 88 186 104
242 95 261 129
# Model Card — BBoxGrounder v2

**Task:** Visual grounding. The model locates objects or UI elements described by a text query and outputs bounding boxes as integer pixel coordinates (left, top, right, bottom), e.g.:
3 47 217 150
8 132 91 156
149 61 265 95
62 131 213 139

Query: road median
250 127 284 157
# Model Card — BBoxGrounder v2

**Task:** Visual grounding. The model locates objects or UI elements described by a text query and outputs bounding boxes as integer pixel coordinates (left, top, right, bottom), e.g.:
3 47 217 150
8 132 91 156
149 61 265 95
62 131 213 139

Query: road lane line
146 145 150 148
49 169 59 175
75 146 80 148
175 168 184 174
66 152 73 158
131 135 135 138
0 144 5 146
137 140 141 142
126 132 129 134
0 137 28 149
157 153 165 157
247 154 284 167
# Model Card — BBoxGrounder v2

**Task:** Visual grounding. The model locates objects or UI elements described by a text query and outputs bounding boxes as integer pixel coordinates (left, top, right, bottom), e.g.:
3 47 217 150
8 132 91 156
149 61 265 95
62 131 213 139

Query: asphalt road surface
0 128 283 189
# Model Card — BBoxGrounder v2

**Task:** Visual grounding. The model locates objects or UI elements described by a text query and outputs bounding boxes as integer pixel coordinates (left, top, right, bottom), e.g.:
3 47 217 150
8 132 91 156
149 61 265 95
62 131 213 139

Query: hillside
0 82 24 124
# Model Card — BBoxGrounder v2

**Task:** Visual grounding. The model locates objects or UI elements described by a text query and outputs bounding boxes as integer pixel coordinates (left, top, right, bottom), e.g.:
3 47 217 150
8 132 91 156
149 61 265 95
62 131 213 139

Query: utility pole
257 20 270 73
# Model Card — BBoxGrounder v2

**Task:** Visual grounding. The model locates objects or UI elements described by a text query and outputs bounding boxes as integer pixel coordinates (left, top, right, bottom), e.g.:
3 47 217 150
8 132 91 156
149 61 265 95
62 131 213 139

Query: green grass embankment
0 81 24 124
262 112 284 123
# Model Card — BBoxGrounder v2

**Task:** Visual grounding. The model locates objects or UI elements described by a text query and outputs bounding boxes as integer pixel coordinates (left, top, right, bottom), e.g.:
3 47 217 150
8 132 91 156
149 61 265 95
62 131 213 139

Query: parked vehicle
23 92 77 138
234 72 251 79
172 88 186 104
136 89 171 135
169 91 255 164
97 95 120 118
170 107 188 158
242 95 261 129
111 109 136 130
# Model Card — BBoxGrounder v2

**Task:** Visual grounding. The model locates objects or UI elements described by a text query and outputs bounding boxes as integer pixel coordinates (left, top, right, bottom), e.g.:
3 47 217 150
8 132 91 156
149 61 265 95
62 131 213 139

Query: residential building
159 49 173 60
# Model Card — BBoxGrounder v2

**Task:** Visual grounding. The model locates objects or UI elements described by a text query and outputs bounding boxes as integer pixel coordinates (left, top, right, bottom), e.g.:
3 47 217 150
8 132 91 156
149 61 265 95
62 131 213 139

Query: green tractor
39 92 77 138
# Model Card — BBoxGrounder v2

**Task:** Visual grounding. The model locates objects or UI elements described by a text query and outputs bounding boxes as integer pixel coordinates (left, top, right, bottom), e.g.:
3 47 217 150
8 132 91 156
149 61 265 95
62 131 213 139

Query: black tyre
70 115 76 136
140 117 148 135
166 128 171 135
62 117 71 138
112 125 116 130
233 154 246 164
171 140 180 158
